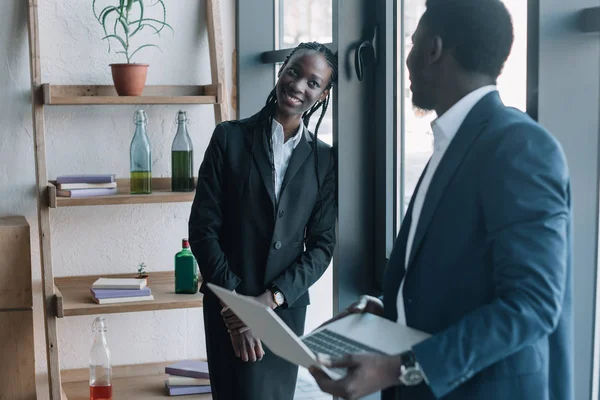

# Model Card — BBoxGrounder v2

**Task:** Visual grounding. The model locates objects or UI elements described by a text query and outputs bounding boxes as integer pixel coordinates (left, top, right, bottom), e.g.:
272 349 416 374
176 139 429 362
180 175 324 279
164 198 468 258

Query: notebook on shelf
167 376 210 386
56 187 118 198
164 381 211 396
56 174 116 184
92 295 154 304
57 182 117 190
92 278 147 290
165 360 209 379
90 287 152 299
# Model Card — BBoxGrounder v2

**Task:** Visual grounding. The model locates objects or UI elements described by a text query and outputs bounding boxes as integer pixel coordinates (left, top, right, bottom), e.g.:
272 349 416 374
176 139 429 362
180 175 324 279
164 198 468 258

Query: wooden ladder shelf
25 1 228 398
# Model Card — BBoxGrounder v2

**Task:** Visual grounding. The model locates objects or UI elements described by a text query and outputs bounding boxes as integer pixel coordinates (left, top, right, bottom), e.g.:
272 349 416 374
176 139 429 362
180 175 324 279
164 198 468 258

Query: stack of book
55 174 117 198
164 360 211 396
90 278 153 304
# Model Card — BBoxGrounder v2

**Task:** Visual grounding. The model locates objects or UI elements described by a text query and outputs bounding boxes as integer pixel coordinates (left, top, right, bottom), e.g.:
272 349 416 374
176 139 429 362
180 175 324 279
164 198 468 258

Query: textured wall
0 0 236 397
0 1 334 397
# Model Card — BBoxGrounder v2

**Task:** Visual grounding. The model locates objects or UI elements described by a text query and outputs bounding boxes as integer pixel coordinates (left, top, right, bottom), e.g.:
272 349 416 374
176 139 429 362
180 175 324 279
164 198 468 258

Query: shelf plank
48 178 196 208
55 272 203 317
43 84 220 105
61 361 212 399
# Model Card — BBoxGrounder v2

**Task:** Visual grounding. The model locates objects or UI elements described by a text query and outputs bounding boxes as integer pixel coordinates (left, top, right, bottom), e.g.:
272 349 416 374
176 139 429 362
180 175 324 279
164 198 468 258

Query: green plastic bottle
175 238 199 294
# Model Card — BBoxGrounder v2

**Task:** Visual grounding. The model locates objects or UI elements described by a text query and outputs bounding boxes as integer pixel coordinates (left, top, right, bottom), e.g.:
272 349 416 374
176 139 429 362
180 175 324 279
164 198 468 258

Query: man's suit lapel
251 122 276 209
406 92 500 274
385 160 428 320
280 127 312 194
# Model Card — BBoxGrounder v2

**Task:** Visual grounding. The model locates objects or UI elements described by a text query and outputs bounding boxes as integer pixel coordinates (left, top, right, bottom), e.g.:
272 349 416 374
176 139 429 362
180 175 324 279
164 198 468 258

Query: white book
57 182 117 190
167 376 210 386
92 278 147 290
93 294 154 304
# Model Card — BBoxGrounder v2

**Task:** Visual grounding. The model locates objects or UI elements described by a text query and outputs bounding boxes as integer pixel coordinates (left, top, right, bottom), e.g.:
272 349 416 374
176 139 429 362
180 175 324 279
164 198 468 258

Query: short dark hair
422 0 514 79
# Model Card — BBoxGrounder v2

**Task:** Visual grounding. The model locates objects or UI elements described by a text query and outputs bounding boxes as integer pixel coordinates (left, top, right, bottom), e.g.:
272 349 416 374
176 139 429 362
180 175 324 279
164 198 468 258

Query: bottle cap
92 317 107 333
182 238 190 248
134 110 148 124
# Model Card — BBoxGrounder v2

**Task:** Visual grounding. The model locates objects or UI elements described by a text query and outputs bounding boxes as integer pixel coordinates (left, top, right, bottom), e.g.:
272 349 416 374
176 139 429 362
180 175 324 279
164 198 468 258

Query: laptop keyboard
302 329 383 359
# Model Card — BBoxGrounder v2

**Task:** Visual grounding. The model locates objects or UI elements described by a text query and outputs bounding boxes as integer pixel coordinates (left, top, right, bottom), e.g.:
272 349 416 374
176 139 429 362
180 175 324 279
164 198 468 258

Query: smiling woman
189 41 339 400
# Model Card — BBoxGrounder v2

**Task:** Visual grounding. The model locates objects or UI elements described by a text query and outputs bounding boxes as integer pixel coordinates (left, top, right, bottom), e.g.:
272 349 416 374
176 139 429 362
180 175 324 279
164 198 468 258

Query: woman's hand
229 329 265 362
317 295 384 329
221 306 250 334
221 291 277 334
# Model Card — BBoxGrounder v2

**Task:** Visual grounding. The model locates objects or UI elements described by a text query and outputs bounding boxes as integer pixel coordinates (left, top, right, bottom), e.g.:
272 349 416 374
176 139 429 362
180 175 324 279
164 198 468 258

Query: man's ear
430 35 443 64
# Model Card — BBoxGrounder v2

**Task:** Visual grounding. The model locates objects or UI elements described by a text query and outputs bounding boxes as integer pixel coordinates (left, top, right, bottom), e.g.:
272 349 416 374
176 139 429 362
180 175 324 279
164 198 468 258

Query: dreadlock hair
260 42 338 222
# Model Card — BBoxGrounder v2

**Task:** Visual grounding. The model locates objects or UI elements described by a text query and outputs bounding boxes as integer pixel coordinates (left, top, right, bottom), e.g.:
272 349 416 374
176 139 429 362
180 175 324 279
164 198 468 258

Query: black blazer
189 112 337 308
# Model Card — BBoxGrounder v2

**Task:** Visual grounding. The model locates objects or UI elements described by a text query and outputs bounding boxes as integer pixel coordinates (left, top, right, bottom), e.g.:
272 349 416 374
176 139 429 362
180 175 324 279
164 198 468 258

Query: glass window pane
397 0 527 230
278 0 333 49
275 0 333 338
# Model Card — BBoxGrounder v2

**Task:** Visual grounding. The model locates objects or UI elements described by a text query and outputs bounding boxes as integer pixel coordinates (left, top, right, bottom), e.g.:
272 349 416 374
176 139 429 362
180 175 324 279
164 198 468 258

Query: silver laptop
207 283 430 379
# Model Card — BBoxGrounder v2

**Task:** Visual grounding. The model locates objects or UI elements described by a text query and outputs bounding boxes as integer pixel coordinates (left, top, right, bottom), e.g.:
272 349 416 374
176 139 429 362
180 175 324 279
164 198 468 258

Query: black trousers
203 294 307 400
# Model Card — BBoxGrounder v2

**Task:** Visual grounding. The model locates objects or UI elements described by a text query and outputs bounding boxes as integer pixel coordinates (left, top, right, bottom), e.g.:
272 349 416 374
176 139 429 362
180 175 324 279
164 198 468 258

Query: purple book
56 174 116 184
165 360 210 379
90 287 152 299
164 381 211 396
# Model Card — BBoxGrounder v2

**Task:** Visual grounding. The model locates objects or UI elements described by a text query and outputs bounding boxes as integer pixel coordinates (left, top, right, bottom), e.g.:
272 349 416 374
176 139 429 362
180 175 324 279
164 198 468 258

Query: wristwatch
268 285 285 309
398 350 424 386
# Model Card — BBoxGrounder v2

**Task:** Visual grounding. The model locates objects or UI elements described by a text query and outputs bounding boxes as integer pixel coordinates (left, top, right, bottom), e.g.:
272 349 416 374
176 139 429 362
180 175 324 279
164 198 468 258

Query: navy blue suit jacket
383 92 573 400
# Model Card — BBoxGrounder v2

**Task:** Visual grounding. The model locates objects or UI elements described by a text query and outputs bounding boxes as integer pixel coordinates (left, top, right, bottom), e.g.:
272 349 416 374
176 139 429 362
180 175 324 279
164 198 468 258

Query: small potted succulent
92 0 173 96
136 261 149 281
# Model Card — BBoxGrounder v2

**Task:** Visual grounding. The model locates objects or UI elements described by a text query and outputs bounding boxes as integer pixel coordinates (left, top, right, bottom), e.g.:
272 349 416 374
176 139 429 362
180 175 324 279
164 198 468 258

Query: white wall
0 1 236 398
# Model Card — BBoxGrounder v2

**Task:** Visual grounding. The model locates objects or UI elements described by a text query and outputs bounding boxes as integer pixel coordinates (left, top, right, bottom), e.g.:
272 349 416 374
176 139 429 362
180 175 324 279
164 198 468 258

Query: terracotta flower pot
110 63 149 96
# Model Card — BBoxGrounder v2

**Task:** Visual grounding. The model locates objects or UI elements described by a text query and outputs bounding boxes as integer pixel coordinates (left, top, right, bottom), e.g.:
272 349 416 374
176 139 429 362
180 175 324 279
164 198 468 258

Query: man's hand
230 329 265 362
317 295 384 329
309 353 402 400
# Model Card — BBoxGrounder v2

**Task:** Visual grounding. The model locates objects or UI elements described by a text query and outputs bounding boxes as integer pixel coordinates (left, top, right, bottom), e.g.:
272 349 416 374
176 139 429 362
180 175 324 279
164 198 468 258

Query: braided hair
260 42 338 214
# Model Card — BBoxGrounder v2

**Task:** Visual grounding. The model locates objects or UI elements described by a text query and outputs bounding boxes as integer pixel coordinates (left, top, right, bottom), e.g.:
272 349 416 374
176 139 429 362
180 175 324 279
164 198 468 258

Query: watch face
274 291 285 306
401 368 424 386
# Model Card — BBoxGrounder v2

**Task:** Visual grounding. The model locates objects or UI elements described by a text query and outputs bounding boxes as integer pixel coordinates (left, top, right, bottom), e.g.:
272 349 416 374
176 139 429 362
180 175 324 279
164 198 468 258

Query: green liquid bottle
175 238 199 294
130 110 152 194
171 111 194 192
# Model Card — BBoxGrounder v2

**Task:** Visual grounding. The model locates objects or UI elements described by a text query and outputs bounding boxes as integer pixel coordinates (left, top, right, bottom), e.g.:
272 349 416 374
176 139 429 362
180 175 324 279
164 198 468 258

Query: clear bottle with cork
130 110 152 194
89 317 112 400
175 238 199 294
171 110 194 192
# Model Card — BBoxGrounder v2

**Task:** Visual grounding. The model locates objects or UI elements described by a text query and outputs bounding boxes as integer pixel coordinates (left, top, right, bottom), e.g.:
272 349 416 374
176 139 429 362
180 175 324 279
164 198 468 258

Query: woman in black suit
189 42 338 400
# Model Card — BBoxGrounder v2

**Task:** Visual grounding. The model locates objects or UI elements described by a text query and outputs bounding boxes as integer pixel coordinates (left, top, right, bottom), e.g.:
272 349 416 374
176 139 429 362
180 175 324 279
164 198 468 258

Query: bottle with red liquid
90 317 112 400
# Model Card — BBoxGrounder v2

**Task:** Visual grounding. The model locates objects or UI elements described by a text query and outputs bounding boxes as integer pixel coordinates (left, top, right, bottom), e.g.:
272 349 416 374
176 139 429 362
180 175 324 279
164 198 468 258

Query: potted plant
136 261 149 280
92 0 173 96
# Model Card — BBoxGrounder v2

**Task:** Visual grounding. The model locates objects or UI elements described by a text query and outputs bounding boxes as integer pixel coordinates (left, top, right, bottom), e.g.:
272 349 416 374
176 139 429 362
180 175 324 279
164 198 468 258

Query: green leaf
102 34 128 51
129 44 161 61
130 23 161 38
92 0 101 20
155 0 168 33
131 0 145 38
119 16 130 34
97 6 119 53
129 18 173 34
98 6 118 24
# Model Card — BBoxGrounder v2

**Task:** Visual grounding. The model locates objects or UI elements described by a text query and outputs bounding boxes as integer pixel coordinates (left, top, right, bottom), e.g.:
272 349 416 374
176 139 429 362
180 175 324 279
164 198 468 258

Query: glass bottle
175 238 199 294
130 110 152 194
171 110 194 192
89 317 112 400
